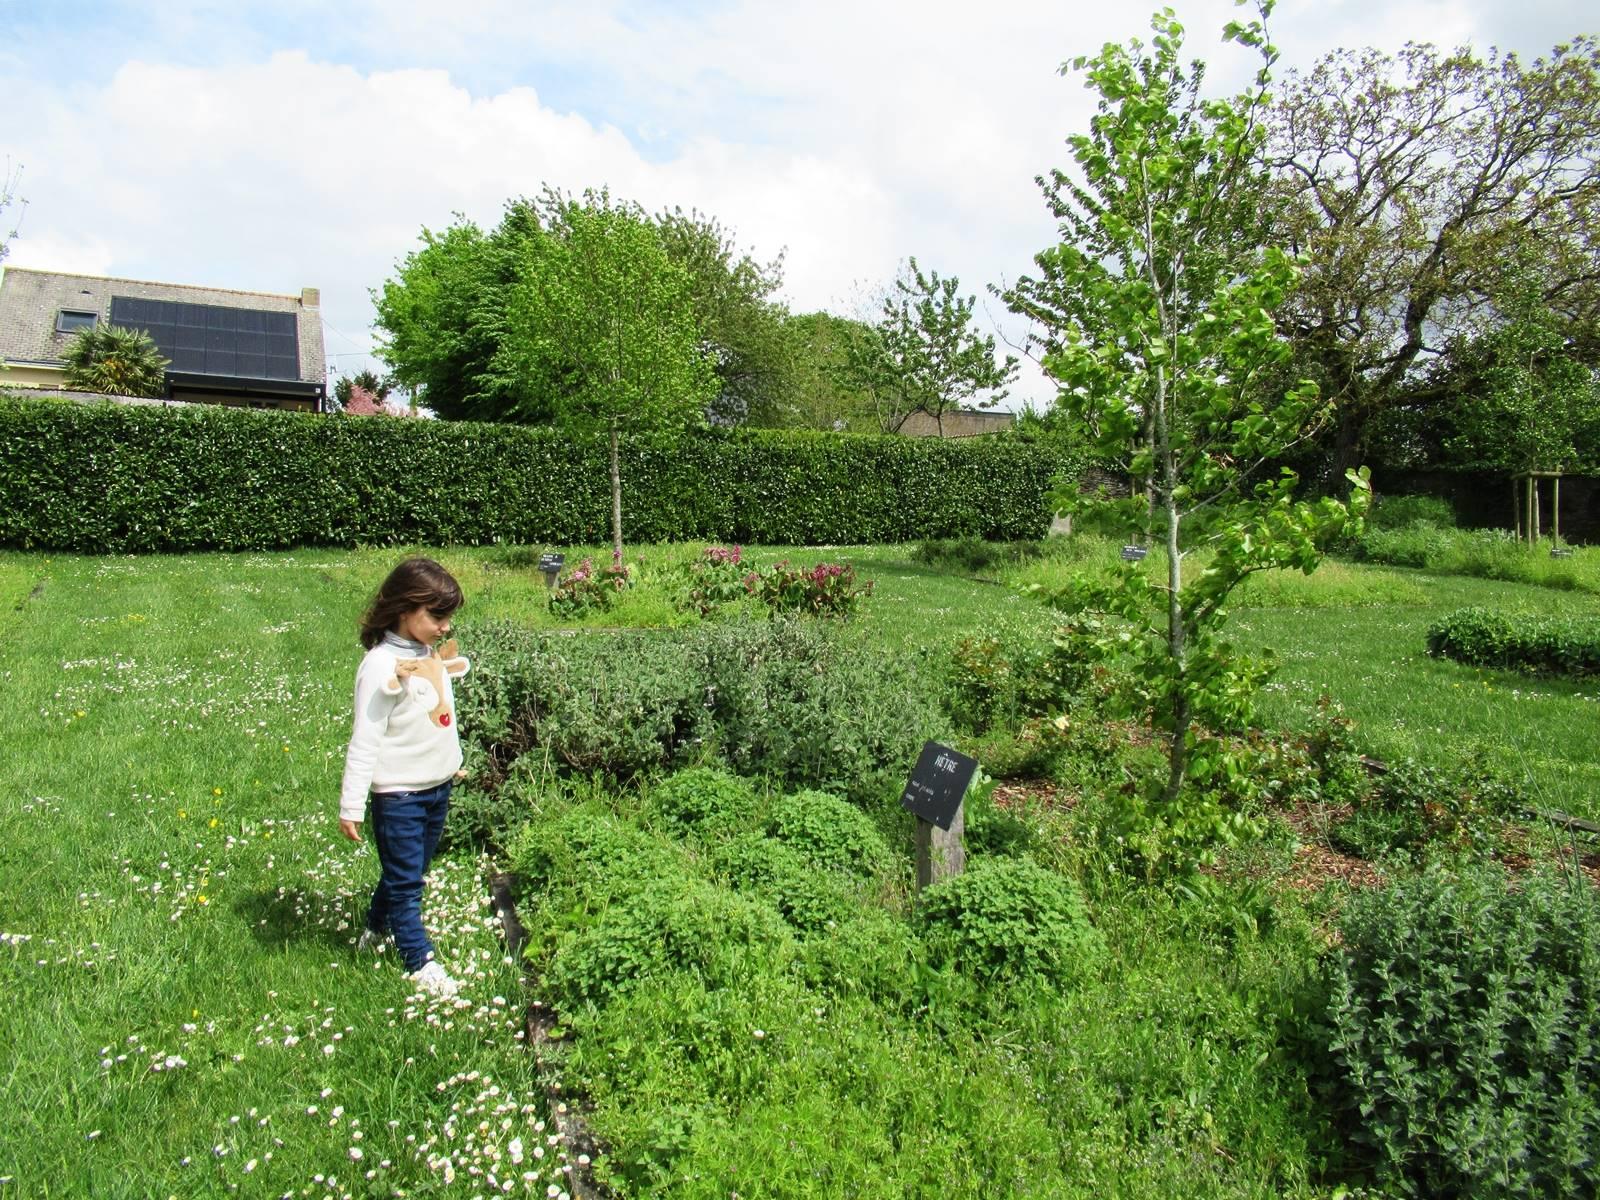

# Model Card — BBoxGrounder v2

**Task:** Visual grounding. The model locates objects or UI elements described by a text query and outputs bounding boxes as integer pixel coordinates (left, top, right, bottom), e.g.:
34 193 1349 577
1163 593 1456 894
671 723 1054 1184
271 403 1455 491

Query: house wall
899 409 1015 438
0 267 325 386
0 362 66 388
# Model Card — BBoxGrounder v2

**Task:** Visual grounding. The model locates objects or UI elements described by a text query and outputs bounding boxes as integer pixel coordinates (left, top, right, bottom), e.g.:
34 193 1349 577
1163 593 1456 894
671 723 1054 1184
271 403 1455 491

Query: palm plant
62 324 170 397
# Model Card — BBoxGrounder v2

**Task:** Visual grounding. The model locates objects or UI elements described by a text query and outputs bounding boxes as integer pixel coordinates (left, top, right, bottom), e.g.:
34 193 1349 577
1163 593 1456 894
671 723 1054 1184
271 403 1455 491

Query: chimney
301 287 321 308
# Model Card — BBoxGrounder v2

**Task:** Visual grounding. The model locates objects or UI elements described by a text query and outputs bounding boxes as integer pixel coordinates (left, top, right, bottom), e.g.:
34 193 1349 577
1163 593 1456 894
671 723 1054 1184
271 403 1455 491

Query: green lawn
2 541 1595 1195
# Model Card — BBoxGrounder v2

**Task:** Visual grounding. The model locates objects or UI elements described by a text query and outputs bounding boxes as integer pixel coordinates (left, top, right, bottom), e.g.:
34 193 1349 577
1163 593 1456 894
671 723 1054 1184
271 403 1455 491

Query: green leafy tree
846 258 1019 435
780 311 878 431
654 207 796 426
1266 38 1600 481
1004 4 1368 868
372 202 550 423
1425 267 1600 474
62 324 170 398
506 189 717 556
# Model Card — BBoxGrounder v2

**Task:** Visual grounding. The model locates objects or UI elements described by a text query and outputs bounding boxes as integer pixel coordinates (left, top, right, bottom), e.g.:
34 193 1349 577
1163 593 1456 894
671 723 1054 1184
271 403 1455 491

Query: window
56 309 97 334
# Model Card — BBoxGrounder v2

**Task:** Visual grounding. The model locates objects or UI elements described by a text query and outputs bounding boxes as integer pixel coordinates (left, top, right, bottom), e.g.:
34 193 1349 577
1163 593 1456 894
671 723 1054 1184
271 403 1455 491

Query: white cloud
3 0 1592 408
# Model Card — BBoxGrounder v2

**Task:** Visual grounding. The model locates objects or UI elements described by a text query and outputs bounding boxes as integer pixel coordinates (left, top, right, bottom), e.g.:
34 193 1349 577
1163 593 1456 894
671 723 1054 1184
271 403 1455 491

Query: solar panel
110 296 301 380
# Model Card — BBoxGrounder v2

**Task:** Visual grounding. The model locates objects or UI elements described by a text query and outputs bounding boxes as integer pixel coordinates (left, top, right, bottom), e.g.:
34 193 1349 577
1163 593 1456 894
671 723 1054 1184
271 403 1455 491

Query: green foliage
1354 523 1600 592
746 559 872 616
707 832 856 935
647 766 759 837
1428 606 1600 677
1330 754 1522 861
939 624 1087 734
0 397 1055 551
1003 5 1370 849
919 858 1103 989
1268 40 1600 479
1367 493 1456 531
1314 863 1600 1197
330 368 392 411
777 310 879 432
765 788 890 878
455 617 939 803
61 324 169 397
912 536 1048 575
509 800 677 909
843 257 1019 434
546 555 633 617
672 544 750 616
543 875 794 1010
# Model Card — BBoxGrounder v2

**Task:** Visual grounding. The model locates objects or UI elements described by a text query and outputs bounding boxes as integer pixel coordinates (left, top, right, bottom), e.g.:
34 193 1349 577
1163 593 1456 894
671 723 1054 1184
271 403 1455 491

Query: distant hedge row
1427 606 1600 677
0 396 1057 552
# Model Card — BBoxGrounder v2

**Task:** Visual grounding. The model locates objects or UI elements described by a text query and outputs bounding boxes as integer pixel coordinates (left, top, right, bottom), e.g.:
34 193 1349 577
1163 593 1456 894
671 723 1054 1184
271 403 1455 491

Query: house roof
0 266 326 388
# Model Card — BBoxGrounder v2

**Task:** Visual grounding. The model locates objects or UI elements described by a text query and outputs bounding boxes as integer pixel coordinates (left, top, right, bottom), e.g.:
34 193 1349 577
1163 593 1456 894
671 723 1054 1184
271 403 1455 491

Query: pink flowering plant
749 560 873 618
676 545 750 617
549 555 634 617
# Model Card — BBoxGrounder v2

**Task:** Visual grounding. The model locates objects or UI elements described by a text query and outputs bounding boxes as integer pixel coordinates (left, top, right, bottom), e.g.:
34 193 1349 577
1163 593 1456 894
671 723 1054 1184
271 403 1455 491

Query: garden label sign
902 741 977 830
902 741 977 889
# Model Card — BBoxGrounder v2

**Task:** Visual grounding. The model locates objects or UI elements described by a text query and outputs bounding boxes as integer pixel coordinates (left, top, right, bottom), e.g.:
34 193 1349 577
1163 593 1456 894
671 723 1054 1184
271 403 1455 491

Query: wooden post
1526 475 1537 544
1554 475 1562 544
1513 477 1522 541
1533 476 1541 543
915 804 965 890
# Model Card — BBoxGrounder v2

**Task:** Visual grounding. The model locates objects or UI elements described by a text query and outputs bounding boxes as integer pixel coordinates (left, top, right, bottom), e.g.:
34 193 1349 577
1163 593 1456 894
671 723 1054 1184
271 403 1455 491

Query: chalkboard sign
1120 544 1149 561
901 741 979 831
538 553 564 587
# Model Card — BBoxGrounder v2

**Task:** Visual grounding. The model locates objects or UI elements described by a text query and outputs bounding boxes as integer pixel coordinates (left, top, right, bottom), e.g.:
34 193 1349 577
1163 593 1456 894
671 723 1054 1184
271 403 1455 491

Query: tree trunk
609 424 623 560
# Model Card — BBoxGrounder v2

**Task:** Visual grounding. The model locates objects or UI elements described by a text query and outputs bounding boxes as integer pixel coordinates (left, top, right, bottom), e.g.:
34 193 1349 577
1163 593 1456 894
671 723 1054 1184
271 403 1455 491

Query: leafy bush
919 858 1103 989
543 875 794 1009
765 788 891 878
1367 493 1456 530
940 624 1089 734
674 545 751 616
508 802 679 908
548 555 633 617
1355 523 1593 592
1428 606 1600 677
458 617 940 804
747 560 873 617
647 766 760 837
1330 755 1521 861
0 396 1056 551
1314 863 1600 1197
708 833 856 934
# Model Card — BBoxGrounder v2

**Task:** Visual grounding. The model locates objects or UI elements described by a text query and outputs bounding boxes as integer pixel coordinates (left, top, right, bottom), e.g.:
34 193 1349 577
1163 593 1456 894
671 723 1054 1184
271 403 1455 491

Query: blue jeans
365 782 451 973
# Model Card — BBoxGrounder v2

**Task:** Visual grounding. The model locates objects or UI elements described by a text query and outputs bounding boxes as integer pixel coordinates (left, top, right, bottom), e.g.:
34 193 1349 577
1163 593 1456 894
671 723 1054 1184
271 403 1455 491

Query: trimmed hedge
1427 606 1600 677
0 396 1056 551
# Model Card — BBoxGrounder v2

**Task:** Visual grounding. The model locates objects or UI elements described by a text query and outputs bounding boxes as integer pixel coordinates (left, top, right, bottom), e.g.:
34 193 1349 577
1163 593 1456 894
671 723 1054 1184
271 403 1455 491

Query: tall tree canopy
505 190 717 556
1265 37 1600 478
374 195 788 427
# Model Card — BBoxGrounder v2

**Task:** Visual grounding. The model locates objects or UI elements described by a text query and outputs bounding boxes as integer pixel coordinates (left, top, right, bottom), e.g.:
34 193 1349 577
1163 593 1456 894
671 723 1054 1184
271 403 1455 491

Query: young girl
339 557 470 997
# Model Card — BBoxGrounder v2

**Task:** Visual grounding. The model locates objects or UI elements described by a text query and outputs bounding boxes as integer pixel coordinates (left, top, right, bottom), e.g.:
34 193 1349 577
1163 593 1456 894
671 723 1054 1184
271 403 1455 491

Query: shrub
1314 863 1600 1198
648 766 760 837
940 625 1088 734
1330 755 1521 861
543 875 794 1009
747 560 873 617
1428 606 1600 677
61 324 169 397
708 833 857 934
0 396 1056 552
548 555 633 617
1367 493 1456 530
766 788 891 878
508 802 676 907
919 858 1103 989
674 545 750 616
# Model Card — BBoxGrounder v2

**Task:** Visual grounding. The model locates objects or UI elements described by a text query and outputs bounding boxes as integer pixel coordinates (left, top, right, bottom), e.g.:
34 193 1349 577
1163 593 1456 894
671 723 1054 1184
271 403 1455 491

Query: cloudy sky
2 0 1593 408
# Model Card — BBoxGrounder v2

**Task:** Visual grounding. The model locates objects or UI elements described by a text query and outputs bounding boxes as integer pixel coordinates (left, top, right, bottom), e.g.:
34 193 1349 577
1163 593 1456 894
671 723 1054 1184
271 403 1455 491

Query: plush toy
382 638 470 728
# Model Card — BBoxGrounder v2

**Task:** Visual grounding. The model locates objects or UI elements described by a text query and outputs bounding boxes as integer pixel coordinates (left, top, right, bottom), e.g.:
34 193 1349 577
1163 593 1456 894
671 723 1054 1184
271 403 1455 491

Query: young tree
1266 38 1600 481
846 258 1019 435
781 311 879 431
507 190 717 557
62 325 169 398
654 206 796 426
332 368 393 411
1004 5 1367 866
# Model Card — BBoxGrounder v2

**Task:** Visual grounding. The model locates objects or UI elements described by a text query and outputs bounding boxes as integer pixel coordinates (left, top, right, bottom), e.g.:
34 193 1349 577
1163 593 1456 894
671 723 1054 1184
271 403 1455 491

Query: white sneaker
408 960 461 998
356 928 388 954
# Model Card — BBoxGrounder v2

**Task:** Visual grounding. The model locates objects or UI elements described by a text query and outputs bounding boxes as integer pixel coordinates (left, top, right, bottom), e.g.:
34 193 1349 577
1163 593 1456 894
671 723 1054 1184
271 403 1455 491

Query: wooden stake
915 804 965 891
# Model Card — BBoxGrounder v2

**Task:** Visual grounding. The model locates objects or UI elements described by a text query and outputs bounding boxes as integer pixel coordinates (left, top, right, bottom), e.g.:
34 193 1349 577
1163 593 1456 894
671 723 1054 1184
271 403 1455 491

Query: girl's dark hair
359 557 464 649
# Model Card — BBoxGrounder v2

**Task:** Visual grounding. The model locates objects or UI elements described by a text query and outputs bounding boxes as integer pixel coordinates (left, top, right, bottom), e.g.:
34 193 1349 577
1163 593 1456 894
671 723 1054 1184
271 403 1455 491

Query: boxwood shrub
0 396 1055 551
1427 606 1600 677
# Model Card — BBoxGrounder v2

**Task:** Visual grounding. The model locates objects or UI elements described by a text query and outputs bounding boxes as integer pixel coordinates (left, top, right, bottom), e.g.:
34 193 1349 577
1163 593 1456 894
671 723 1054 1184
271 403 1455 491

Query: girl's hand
339 818 363 842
